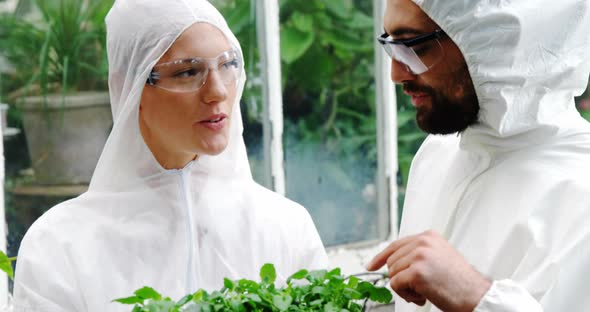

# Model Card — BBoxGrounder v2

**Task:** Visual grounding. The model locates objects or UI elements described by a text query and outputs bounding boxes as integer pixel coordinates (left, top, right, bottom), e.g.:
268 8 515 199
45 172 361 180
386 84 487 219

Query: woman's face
139 23 238 169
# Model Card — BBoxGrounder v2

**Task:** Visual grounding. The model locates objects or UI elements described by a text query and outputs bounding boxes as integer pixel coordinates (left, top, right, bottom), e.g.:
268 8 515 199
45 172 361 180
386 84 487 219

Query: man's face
384 0 479 134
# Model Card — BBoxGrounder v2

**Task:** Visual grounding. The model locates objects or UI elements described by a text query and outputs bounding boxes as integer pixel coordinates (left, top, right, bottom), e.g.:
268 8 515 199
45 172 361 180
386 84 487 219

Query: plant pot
19 91 112 185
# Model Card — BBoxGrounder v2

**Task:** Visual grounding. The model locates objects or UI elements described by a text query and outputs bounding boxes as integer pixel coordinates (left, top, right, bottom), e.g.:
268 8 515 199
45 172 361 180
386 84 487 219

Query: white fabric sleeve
13 222 84 312
474 279 543 312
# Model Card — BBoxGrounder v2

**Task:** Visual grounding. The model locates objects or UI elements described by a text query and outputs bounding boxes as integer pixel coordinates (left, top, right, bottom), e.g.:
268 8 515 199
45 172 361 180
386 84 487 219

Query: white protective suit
397 1 590 312
12 1 328 311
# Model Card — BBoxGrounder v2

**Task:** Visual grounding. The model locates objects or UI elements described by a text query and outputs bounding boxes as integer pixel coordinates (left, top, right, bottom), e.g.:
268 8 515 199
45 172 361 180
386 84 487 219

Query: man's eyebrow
385 27 425 37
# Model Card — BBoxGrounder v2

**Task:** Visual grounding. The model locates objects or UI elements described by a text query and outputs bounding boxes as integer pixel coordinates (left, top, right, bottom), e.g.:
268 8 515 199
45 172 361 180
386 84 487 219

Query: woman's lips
196 114 228 131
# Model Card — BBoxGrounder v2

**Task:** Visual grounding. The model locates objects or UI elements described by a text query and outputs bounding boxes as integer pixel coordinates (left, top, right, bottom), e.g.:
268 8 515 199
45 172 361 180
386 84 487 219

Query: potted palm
0 0 113 185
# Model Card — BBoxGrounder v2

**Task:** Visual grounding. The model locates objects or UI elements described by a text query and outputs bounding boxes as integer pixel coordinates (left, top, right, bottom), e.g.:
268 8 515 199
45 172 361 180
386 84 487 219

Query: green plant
115 264 392 311
0 250 16 280
0 0 112 99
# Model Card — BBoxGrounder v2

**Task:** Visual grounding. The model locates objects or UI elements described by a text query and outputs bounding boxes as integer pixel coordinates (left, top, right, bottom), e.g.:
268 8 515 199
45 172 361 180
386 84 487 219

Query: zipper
179 168 197 292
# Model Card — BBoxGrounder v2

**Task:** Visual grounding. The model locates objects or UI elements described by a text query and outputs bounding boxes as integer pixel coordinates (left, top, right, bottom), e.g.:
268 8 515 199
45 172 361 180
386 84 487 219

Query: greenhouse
0 0 589 311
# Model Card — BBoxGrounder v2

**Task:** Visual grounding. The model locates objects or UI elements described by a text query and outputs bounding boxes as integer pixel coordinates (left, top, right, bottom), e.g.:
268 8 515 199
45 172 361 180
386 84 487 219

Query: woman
13 1 328 311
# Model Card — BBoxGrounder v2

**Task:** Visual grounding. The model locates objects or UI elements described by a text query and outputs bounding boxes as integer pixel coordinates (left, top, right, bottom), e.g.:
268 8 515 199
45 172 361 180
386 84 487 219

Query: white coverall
12 1 328 311
397 1 590 311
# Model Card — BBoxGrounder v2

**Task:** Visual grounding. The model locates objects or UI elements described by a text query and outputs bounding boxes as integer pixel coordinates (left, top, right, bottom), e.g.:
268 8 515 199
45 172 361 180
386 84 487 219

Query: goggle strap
146 71 160 85
378 29 444 47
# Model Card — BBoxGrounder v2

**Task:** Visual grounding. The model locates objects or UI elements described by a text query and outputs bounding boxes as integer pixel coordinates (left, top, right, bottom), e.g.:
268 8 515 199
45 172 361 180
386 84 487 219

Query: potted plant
0 0 113 185
115 264 394 312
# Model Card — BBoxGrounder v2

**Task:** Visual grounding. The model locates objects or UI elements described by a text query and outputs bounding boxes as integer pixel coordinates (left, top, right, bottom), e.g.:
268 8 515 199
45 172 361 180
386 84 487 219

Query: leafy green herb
115 264 392 311
0 250 16 280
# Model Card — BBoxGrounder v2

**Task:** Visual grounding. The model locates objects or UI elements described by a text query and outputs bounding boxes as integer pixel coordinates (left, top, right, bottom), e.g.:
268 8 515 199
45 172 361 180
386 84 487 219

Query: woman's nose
200 70 228 104
390 59 417 83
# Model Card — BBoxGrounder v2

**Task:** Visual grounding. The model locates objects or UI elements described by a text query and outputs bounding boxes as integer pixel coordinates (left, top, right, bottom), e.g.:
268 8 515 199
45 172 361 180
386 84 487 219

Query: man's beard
403 73 480 135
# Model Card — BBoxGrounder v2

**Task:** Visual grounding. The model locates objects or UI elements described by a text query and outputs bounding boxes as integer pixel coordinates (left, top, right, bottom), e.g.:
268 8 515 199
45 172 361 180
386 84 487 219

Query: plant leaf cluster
115 264 392 312
0 0 112 97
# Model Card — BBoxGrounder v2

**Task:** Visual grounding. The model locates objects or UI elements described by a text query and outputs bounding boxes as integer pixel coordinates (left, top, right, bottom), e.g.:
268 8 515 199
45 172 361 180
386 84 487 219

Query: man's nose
201 70 228 104
390 59 417 83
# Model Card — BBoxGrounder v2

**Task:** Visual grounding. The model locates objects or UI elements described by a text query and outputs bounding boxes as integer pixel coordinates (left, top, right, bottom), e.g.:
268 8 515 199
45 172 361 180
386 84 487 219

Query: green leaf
245 293 262 303
312 286 326 295
223 1 251 34
272 294 293 311
134 286 162 300
349 11 374 29
112 296 143 305
177 294 193 306
237 279 260 292
342 288 363 300
357 281 393 304
287 269 308 282
307 269 327 282
144 299 175 311
310 299 323 306
324 0 352 19
192 289 207 302
280 26 315 64
327 268 341 277
322 30 370 53
291 12 313 32
370 287 393 304
0 251 14 280
223 278 235 290
260 263 277 284
347 276 359 288
324 301 340 312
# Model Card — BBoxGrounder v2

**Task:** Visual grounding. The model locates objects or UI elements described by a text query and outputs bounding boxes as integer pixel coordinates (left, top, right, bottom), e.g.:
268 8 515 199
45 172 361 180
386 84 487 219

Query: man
367 0 590 311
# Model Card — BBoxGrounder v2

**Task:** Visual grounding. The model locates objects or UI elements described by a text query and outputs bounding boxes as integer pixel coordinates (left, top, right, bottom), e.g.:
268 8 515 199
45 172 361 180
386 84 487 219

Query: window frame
256 0 398 273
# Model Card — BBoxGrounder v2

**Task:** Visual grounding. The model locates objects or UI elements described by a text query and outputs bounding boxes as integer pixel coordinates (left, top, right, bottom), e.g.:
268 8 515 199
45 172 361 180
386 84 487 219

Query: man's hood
413 0 590 143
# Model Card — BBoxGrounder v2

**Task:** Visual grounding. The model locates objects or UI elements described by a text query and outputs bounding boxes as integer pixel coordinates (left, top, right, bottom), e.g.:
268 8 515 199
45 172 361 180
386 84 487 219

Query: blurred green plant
218 0 425 187
0 0 112 100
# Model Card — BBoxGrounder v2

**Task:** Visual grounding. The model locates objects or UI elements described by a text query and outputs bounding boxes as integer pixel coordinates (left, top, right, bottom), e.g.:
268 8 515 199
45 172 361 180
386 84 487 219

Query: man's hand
366 230 491 312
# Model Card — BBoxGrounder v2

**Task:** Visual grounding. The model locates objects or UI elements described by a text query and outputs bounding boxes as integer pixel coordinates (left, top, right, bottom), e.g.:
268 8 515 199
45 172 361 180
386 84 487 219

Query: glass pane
214 0 268 187
280 1 383 246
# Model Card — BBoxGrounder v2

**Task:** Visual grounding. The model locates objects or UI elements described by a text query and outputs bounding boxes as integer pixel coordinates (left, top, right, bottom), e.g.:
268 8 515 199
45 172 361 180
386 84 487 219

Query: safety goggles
377 29 445 75
146 49 241 93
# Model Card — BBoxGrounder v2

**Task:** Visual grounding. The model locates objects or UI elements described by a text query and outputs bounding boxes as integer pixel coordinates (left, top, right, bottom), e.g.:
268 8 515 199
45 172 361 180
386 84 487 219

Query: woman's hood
91 0 250 191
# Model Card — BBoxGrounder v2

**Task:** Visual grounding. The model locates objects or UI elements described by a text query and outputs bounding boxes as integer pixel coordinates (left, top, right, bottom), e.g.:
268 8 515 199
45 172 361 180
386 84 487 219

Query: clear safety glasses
377 29 446 75
146 49 241 93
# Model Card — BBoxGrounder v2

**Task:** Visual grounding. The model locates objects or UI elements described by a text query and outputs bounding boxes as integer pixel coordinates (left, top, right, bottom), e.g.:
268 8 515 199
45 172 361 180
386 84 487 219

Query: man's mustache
403 82 434 95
